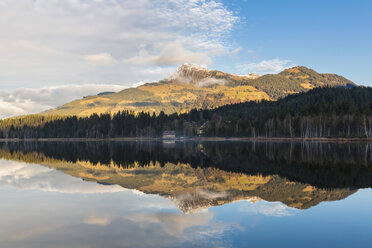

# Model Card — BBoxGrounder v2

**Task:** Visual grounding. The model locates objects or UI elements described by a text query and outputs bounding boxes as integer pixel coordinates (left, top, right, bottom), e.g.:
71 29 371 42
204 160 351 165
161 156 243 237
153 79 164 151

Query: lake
0 141 371 248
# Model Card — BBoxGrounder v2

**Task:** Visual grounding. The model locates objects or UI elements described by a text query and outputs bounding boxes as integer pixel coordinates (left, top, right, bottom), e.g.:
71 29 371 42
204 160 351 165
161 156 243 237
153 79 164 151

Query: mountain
41 64 356 116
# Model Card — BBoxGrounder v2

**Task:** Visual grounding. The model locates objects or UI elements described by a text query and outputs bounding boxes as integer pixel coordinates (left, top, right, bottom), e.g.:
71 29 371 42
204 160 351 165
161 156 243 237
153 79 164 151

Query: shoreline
1 137 372 143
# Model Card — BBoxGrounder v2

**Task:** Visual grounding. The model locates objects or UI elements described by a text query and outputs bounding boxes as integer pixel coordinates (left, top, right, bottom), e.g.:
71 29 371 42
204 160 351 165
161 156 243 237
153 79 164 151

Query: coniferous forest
1 86 372 139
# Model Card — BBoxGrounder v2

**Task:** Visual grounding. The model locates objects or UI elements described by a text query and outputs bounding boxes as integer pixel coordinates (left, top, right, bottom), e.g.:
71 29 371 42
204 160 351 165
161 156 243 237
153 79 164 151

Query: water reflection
1 141 371 210
0 141 371 247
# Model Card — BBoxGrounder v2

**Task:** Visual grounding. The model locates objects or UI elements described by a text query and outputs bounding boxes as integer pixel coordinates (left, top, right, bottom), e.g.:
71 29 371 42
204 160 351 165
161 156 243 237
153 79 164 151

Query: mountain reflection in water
1 141 371 212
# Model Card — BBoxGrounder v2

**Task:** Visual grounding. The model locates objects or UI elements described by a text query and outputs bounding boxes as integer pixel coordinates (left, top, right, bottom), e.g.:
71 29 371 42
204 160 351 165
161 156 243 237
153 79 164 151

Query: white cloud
140 66 179 79
0 0 238 89
0 98 46 118
124 211 214 237
198 78 228 87
84 213 111 226
84 53 115 66
0 160 127 194
131 81 148 88
0 84 127 118
15 40 63 56
237 58 294 74
238 201 295 217
126 42 212 66
229 46 243 56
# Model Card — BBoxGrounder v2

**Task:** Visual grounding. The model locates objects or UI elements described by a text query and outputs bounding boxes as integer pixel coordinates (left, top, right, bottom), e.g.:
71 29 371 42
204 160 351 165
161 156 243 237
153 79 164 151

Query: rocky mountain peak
170 63 211 83
245 73 261 79
168 189 263 214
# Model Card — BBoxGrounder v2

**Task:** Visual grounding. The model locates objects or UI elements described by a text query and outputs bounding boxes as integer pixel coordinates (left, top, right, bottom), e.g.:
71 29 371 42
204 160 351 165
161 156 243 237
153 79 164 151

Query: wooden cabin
162 131 176 139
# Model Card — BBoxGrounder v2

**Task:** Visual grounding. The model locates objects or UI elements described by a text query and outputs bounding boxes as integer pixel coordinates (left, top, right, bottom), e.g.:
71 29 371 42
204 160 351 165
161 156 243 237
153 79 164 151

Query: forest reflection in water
0 141 371 212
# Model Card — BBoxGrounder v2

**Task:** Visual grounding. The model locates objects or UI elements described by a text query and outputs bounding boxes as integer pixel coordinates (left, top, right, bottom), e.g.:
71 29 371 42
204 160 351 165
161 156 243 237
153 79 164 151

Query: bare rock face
246 73 261 79
170 63 261 86
169 189 262 214
170 63 212 84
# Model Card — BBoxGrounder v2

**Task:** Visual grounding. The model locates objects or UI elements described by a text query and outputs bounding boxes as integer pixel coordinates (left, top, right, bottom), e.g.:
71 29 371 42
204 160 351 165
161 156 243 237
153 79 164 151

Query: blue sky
0 0 371 117
217 0 372 85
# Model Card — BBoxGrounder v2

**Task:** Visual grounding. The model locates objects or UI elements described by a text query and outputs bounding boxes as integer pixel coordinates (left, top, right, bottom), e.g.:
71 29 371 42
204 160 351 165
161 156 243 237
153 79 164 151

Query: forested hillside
1 87 372 139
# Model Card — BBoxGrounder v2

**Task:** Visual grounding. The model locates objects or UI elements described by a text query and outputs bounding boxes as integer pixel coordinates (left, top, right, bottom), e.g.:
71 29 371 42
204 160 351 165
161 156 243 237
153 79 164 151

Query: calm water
0 141 371 248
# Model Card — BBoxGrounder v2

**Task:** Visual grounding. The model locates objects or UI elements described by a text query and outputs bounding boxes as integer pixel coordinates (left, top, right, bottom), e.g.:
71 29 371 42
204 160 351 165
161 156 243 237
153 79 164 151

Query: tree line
1 86 372 139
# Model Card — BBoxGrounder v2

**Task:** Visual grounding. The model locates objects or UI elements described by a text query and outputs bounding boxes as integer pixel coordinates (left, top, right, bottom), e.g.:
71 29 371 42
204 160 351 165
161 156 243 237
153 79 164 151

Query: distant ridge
97 91 115 96
41 64 356 116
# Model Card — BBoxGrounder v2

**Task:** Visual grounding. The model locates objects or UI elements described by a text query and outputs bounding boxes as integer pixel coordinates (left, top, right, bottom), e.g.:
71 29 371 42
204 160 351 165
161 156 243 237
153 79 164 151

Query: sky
0 0 371 118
